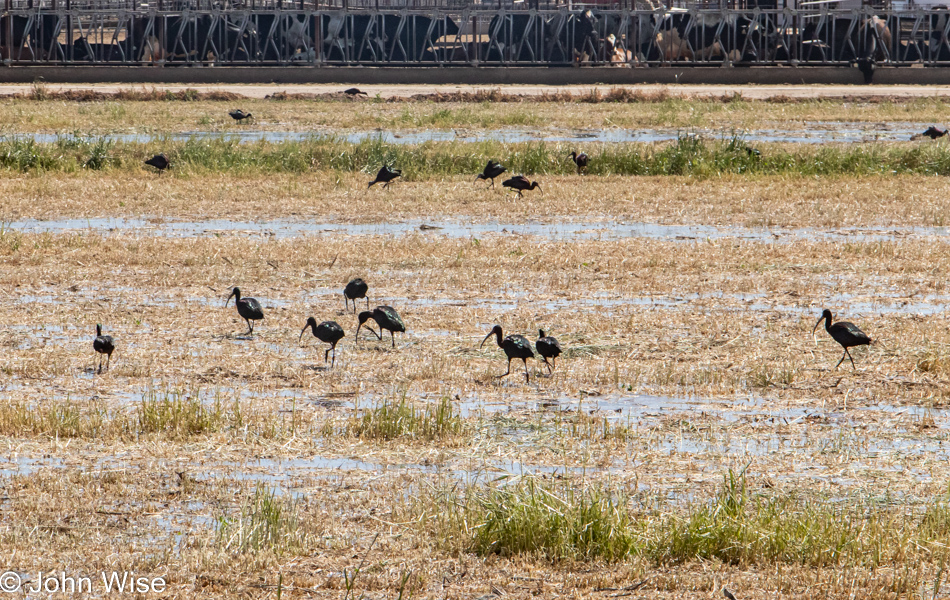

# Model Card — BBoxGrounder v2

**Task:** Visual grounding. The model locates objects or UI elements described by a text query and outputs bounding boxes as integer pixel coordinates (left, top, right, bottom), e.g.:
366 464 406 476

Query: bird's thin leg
544 357 552 374
517 190 524 198
245 319 253 335
846 347 857 370
97 356 102 374
325 347 331 363
365 297 369 310
834 350 847 370
391 330 396 348
523 358 530 382
331 345 336 368
497 358 512 379
107 352 112 371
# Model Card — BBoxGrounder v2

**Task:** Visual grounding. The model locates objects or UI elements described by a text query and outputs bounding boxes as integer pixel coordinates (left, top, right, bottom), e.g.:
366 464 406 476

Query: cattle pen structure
2 0 950 74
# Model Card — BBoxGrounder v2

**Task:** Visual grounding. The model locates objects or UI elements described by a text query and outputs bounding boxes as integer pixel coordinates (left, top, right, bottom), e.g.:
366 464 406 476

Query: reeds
4 135 950 178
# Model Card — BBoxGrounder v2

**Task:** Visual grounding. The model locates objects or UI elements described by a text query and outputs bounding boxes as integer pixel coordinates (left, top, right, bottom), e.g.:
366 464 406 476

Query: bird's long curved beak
537 185 544 195
299 326 307 343
355 322 362 339
225 293 233 308
812 316 823 346
480 331 493 348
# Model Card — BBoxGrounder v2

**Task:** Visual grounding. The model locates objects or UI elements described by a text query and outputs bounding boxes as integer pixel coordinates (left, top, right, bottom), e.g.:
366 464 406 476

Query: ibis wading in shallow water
475 160 507 188
226 287 264 335
569 151 589 174
481 325 535 382
93 324 114 373
813 309 872 370
368 166 401 189
911 126 948 141
145 153 170 173
536 329 562 374
229 109 252 122
344 278 369 312
502 176 542 198
356 306 406 348
300 318 345 367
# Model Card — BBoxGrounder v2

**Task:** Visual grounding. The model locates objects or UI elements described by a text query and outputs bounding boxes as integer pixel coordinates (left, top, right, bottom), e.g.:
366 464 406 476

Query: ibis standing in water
481 325 535 382
368 166 401 189
229 109 253 122
568 151 589 174
475 160 507 188
911 126 948 141
344 278 369 312
812 309 872 370
299 318 345 367
144 153 170 173
93 324 115 373
226 287 264 335
502 176 542 198
536 330 562 374
356 306 406 347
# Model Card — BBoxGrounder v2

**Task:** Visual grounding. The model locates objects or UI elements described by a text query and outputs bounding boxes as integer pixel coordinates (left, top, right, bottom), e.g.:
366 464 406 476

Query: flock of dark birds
92 275 870 380
127 109 883 379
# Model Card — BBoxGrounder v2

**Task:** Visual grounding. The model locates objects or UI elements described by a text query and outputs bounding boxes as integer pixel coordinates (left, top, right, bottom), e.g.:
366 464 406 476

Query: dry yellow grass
3 98 950 598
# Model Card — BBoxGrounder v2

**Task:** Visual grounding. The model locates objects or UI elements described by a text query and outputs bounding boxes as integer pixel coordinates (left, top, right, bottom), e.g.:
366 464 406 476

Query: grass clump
216 483 306 555
467 476 637 561
137 390 229 437
348 394 463 442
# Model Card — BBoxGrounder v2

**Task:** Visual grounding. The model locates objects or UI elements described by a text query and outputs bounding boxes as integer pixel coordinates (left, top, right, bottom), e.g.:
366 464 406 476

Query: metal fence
0 4 947 66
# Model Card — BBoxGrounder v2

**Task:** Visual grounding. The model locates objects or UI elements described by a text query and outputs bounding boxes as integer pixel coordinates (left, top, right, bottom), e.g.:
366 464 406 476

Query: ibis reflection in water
300 317 345 367
344 278 369 313
226 287 264 335
536 329 562 374
481 325 535 382
813 309 872 370
356 306 406 348
93 324 115 373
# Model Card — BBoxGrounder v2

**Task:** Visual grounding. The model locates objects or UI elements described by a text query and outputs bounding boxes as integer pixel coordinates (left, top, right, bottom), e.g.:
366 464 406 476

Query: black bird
144 153 170 173
93 323 114 373
343 87 368 97
502 175 542 198
536 329 562 374
356 306 406 348
911 126 949 141
723 589 737 600
475 160 507 188
229 109 253 122
368 166 401 189
225 287 264 335
343 277 369 313
856 56 875 85
568 151 589 174
481 325 535 383
299 317 345 367
813 309 872 370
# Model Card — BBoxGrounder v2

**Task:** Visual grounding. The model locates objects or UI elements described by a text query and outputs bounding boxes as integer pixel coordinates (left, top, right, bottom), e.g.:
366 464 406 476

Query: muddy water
0 121 929 145
9 217 950 244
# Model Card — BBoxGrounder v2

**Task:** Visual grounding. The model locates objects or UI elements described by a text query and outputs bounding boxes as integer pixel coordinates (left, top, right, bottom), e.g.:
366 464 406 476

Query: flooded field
3 89 950 599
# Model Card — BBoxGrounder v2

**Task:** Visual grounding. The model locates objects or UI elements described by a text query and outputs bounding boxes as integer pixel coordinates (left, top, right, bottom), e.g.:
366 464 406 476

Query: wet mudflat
3 96 950 599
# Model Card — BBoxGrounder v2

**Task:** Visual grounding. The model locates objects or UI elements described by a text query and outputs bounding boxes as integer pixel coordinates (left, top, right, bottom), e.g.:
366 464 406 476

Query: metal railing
1 5 947 66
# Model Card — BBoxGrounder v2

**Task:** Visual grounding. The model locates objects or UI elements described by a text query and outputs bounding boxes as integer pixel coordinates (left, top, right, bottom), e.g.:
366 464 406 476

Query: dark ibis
911 126 949 141
812 309 872 370
344 277 369 313
475 160 507 188
536 329 562 374
229 109 253 122
144 153 170 173
343 88 368 97
568 151 589 174
299 317 345 367
225 287 264 335
502 175 542 198
93 323 114 373
356 306 406 348
368 166 401 189
481 325 535 383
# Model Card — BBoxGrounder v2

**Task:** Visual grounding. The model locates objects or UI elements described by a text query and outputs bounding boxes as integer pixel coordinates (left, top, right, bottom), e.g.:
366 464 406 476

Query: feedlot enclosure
1 3 949 67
